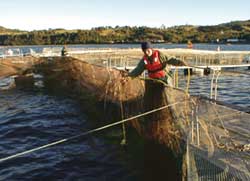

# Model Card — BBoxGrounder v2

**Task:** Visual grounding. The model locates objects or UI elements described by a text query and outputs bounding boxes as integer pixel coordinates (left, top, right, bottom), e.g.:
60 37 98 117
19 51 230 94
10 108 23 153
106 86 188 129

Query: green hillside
0 26 26 35
0 20 250 45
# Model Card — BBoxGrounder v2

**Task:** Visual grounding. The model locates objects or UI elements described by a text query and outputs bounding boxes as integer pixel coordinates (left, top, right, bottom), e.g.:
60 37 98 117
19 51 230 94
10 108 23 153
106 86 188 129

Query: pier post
204 67 211 75
184 68 193 76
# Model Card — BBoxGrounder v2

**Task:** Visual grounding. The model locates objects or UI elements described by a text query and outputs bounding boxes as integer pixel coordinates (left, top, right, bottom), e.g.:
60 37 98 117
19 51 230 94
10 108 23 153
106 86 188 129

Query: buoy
187 41 193 49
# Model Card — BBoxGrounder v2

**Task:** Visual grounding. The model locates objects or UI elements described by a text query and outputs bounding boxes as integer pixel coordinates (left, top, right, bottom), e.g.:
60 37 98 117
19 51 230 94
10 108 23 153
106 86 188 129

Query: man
127 41 187 85
125 42 187 180
61 45 68 57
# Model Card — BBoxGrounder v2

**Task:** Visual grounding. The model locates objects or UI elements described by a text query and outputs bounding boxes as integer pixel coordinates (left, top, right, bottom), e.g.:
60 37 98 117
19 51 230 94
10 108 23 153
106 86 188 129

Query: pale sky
1 0 250 31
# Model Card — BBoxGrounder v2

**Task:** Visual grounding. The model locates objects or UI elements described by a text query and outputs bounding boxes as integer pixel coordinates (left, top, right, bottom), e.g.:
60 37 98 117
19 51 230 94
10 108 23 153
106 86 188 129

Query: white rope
0 101 182 163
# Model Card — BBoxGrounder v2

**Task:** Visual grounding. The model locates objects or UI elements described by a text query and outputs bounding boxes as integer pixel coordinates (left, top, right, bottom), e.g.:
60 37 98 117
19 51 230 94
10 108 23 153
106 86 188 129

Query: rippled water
0 88 138 180
1 44 250 180
178 69 250 108
2 43 250 55
0 68 249 180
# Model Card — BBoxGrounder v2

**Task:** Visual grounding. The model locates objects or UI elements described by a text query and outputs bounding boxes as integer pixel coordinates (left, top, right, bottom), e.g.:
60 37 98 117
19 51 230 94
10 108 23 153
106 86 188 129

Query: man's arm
128 59 145 77
159 51 187 67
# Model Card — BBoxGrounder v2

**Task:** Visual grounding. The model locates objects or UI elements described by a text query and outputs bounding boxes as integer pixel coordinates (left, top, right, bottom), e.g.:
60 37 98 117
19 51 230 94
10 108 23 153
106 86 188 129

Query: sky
1 0 250 31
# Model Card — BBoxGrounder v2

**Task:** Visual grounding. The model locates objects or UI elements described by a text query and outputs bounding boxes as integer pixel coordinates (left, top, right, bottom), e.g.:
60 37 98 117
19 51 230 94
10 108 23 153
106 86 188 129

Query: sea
2 43 250 55
0 44 249 180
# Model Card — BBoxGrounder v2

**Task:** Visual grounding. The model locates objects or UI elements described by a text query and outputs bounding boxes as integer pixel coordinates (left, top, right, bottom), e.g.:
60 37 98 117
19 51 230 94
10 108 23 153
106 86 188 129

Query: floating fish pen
68 48 250 68
1 52 250 180
34 56 250 180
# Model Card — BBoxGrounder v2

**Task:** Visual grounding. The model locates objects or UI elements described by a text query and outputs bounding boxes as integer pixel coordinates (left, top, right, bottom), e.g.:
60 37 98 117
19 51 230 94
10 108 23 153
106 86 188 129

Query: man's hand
120 70 128 77
120 71 129 84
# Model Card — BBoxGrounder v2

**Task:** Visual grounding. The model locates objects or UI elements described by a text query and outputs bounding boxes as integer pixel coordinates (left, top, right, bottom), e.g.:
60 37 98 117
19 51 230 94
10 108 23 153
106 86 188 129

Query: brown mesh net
37 57 250 180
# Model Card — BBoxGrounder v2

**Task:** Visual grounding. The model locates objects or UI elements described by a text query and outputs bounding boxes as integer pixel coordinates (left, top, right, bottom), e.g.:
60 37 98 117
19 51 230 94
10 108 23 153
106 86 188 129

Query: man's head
141 41 153 56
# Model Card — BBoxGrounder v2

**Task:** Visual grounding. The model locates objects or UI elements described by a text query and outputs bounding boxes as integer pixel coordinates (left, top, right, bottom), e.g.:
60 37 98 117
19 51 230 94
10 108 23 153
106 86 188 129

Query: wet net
105 65 250 181
37 57 250 180
166 87 250 180
121 79 250 180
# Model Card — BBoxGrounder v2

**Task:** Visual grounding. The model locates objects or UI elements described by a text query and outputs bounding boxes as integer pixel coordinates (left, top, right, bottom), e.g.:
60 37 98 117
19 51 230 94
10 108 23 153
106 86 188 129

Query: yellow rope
185 68 191 94
139 77 169 86
118 83 127 146
175 68 179 88
120 101 127 146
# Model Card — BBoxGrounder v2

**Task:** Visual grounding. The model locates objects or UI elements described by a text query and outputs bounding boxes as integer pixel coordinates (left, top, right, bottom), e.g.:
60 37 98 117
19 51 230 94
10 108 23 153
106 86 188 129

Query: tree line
0 20 250 45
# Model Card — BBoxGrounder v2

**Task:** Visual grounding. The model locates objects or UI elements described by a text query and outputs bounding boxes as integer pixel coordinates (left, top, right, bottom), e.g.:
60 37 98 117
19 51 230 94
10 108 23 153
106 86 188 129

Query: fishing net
37 57 250 180
184 99 250 181
0 56 39 78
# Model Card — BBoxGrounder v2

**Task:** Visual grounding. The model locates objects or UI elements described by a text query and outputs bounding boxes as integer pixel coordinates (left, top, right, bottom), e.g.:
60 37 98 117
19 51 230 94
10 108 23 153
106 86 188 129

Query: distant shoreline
1 20 250 46
1 42 250 47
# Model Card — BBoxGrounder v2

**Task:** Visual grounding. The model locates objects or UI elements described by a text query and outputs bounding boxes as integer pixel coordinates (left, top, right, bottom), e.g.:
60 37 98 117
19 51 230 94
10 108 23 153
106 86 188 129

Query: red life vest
143 50 165 78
